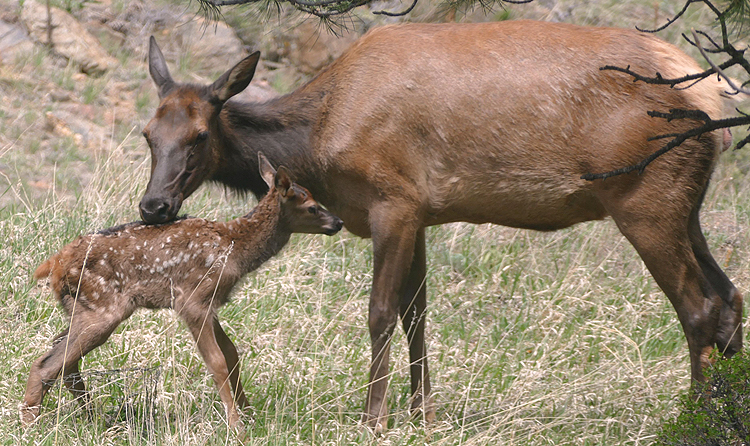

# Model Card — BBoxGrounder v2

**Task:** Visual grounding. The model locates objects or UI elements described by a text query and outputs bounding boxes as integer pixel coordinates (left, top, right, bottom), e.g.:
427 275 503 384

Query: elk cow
138 21 744 431
22 155 343 427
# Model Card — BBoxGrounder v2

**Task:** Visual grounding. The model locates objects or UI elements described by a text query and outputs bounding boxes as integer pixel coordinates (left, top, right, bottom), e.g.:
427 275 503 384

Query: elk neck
211 83 330 200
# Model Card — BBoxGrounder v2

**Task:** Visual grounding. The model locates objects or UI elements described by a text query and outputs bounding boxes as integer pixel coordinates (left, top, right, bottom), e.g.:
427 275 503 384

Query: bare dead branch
636 0 697 33
583 0 750 181
692 28 750 95
683 29 724 53
373 0 418 16
582 113 750 181
599 62 733 88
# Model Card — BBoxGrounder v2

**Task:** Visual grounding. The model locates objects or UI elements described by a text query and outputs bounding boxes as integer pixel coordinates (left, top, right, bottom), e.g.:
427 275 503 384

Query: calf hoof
20 403 39 427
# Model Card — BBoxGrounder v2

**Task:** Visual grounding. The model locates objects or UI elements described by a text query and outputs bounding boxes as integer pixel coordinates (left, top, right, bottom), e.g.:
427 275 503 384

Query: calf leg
399 228 434 422
181 309 241 427
22 309 122 426
213 317 249 409
62 362 92 419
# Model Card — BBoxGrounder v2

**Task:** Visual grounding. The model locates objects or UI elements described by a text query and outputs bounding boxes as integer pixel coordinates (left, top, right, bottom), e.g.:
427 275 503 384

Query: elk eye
196 131 209 142
308 206 317 215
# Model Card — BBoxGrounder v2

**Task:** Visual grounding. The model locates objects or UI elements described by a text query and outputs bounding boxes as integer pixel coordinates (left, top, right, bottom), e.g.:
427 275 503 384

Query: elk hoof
410 394 436 424
363 413 388 435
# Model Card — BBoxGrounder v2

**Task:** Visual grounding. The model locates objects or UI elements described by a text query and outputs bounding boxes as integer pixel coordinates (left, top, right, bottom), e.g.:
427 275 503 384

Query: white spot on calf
205 254 215 267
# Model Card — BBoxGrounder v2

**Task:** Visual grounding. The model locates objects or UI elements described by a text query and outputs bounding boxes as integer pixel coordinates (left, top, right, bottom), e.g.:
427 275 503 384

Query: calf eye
196 131 209 142
308 206 317 215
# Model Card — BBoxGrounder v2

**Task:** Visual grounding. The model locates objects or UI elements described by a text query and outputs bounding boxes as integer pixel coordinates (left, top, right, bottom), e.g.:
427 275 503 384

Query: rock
0 19 33 64
20 0 118 75
166 16 248 70
233 80 279 103
44 104 109 151
274 21 361 75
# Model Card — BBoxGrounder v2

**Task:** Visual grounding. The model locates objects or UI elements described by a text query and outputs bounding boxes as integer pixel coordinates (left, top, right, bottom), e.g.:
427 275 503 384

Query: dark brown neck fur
212 82 331 200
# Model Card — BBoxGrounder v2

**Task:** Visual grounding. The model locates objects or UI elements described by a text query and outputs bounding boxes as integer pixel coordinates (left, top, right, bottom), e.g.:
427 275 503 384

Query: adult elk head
139 37 260 224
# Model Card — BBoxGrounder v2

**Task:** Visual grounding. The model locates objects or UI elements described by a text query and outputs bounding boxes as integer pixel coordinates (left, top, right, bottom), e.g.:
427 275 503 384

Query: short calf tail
33 258 53 280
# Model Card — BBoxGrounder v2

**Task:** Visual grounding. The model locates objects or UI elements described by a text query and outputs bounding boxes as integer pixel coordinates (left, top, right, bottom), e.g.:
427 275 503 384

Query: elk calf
21 154 343 427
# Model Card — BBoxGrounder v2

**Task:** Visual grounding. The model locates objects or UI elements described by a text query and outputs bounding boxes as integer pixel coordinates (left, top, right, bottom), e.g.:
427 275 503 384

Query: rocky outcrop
0 19 33 64
21 0 118 75
270 21 360 75
166 16 248 69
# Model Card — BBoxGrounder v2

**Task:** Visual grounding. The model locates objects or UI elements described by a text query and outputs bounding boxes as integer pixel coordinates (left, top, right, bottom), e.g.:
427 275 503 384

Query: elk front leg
400 228 434 422
364 205 421 432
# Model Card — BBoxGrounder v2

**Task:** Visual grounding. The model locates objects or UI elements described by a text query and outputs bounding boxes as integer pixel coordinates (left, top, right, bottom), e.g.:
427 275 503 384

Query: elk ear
148 36 174 98
274 166 293 198
258 152 276 189
212 51 261 103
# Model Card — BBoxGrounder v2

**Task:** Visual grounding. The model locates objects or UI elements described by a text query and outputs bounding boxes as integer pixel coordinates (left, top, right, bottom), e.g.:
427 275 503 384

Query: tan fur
21 160 342 428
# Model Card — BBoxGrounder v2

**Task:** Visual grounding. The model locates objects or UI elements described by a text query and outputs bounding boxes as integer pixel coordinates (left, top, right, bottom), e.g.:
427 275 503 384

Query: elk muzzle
139 193 181 224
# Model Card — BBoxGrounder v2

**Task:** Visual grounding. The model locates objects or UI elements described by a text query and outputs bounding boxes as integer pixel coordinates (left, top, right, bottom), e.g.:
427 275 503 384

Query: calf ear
274 166 293 198
148 36 174 98
258 152 276 189
212 51 261 103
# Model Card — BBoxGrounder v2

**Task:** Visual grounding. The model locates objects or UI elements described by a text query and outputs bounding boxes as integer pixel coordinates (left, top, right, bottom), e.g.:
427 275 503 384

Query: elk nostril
331 218 344 233
155 202 169 219
140 198 172 224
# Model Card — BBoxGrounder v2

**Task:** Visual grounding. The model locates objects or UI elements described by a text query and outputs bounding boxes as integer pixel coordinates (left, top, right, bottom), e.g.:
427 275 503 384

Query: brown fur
21 157 342 427
138 21 743 431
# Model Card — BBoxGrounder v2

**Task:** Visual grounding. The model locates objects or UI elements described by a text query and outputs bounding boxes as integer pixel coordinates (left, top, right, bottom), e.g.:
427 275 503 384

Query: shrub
657 352 750 446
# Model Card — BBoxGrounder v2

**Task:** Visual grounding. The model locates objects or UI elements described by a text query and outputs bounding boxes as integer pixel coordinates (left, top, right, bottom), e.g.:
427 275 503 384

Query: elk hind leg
688 209 743 357
62 361 92 419
613 215 721 382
